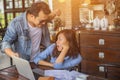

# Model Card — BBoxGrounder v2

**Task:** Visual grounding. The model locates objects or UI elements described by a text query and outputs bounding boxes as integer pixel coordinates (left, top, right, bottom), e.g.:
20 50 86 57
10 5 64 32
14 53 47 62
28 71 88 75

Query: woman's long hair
52 29 80 58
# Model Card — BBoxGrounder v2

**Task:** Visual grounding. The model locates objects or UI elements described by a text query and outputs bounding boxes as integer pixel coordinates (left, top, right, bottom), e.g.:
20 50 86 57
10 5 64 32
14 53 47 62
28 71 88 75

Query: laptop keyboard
32 68 44 76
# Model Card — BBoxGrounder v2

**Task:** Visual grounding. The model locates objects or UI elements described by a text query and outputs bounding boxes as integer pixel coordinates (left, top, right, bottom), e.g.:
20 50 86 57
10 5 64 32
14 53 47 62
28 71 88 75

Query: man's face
32 11 48 27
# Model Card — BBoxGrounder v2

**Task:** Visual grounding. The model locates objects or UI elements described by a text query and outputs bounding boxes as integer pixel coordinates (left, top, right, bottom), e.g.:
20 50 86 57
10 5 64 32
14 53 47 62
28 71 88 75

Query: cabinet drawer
81 60 105 77
107 67 120 80
81 47 102 61
80 34 101 47
81 47 120 63
80 34 120 49
101 49 120 63
101 35 120 49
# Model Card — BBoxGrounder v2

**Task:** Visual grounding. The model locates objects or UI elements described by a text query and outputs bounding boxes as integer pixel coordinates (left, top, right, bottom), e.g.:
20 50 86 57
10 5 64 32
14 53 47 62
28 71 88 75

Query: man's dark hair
27 1 51 17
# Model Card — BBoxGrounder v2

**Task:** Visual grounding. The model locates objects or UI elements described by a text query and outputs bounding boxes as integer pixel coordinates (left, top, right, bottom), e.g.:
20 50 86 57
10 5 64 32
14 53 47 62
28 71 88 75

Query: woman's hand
55 44 69 63
61 44 69 53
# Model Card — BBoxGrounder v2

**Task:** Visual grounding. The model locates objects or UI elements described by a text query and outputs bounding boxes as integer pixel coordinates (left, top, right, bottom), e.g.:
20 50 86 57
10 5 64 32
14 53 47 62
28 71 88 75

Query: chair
0 23 6 40
99 63 120 80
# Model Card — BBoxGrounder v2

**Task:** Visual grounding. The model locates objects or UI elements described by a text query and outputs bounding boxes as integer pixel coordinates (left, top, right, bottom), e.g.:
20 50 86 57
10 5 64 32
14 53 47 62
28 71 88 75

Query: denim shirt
34 43 82 69
1 12 51 61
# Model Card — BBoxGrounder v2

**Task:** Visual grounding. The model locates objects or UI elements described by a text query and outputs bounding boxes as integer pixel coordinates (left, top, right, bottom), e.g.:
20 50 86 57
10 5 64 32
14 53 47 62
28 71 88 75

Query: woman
34 29 82 69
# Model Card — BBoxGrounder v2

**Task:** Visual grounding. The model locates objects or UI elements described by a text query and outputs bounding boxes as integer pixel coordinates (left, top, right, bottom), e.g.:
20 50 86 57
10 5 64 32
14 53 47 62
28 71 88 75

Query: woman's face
56 33 69 51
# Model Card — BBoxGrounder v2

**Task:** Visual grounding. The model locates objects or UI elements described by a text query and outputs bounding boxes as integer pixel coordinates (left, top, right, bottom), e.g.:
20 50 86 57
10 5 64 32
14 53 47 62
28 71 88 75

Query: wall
53 0 80 29
52 0 118 28
71 0 80 27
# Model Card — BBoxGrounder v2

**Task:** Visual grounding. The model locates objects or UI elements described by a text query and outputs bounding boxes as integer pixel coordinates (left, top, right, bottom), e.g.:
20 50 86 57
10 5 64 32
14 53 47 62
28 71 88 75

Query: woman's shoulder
45 43 56 54
48 43 56 49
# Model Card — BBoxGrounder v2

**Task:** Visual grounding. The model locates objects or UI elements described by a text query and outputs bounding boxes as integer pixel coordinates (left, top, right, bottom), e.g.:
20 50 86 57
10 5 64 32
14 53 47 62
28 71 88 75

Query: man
1 1 58 61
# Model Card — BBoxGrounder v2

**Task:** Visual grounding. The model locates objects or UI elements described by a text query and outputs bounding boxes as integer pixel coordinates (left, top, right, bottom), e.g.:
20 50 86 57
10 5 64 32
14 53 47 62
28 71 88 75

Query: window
4 0 35 27
0 0 5 28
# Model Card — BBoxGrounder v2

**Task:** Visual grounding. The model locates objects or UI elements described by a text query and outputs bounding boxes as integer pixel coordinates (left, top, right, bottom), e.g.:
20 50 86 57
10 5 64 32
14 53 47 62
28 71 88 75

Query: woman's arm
53 54 82 69
38 60 53 67
33 44 55 64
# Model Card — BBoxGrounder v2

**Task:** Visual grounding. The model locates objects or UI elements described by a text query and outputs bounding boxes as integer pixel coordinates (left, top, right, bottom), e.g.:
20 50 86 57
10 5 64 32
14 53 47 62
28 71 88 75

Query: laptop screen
12 56 35 80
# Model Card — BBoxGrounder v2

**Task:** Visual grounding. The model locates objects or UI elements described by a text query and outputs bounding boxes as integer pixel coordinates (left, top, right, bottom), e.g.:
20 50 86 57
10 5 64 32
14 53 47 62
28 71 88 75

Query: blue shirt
1 12 51 61
34 43 82 69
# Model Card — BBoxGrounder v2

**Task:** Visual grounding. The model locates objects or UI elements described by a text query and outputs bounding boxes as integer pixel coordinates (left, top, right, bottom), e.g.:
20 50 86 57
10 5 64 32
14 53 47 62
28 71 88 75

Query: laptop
12 56 44 80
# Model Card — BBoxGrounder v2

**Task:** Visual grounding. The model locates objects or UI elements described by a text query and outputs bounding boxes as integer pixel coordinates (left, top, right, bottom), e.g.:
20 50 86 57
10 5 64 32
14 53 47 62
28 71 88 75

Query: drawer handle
99 66 105 72
99 52 104 59
99 39 105 45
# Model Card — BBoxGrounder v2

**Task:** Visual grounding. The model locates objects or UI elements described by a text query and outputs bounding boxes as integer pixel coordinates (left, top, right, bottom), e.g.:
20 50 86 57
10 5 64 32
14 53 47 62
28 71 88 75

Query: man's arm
4 48 19 57
1 20 18 58
48 9 61 21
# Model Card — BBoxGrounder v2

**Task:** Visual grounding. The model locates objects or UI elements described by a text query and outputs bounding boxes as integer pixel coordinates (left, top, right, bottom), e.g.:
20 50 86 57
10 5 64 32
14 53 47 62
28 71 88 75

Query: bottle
93 16 100 30
113 16 120 28
100 16 108 30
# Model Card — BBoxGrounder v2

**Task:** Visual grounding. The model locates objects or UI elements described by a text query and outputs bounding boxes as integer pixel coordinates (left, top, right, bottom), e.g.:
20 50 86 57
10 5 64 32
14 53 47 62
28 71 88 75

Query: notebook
12 56 44 80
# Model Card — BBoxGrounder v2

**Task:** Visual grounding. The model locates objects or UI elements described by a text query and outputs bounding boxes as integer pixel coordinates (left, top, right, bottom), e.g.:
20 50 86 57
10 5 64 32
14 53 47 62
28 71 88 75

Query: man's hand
53 9 61 16
4 48 19 58
13 52 19 57
48 9 61 20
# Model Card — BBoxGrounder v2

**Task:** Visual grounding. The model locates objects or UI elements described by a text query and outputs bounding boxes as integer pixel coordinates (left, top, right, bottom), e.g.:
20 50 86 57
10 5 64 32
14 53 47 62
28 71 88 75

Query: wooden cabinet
79 29 120 79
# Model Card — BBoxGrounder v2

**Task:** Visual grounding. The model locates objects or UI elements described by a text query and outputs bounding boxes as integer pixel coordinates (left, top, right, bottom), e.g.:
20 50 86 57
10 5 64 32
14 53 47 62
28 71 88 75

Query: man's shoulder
13 13 25 22
9 12 27 29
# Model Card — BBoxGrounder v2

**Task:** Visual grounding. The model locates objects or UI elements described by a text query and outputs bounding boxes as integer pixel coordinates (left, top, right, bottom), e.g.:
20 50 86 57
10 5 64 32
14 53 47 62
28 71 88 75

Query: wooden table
0 63 53 80
0 65 28 80
0 63 108 80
